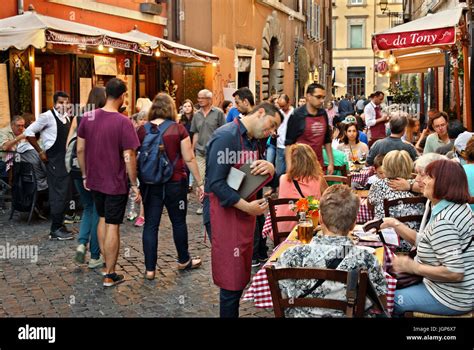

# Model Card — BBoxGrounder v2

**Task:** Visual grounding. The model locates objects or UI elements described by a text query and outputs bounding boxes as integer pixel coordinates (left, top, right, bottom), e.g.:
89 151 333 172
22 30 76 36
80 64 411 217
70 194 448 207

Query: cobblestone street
0 195 273 318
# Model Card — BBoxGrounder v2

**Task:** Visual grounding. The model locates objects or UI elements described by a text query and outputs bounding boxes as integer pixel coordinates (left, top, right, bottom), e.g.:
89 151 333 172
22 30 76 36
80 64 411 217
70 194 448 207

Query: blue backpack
138 120 178 185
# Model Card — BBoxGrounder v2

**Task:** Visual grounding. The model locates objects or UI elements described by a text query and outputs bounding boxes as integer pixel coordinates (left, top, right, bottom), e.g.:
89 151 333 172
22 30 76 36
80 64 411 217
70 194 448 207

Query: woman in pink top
276 144 328 236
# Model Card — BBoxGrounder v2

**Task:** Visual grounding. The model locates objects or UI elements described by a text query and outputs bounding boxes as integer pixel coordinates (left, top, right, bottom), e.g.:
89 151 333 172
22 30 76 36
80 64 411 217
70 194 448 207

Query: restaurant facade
0 0 218 127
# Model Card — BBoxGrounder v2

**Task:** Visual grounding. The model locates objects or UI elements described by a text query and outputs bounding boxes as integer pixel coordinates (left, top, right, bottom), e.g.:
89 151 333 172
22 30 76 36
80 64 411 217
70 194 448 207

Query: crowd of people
1 77 472 318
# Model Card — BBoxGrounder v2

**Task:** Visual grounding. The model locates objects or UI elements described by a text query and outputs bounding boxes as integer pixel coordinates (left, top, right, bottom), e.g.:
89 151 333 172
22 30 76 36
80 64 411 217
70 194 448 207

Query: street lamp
380 0 388 14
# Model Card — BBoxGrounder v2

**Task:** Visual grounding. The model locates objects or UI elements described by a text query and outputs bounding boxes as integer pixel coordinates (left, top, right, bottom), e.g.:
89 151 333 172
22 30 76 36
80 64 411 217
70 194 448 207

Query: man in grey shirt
190 89 225 214
366 114 418 166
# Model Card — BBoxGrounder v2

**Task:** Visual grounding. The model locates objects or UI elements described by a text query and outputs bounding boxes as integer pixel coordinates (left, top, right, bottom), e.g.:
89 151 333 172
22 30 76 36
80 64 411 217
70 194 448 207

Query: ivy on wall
17 67 31 114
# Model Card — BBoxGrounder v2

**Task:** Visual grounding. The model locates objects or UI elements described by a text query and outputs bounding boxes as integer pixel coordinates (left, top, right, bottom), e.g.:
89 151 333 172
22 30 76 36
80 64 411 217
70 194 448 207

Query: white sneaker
74 244 86 264
88 256 104 269
196 207 203 215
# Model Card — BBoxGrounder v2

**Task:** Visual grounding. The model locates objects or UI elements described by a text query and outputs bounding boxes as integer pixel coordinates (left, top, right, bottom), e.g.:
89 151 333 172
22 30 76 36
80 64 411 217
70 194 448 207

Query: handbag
388 249 423 289
389 236 473 289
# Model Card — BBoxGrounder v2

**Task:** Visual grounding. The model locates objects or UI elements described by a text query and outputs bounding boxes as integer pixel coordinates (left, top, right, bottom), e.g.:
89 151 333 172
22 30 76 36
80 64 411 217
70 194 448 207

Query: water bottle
126 188 138 221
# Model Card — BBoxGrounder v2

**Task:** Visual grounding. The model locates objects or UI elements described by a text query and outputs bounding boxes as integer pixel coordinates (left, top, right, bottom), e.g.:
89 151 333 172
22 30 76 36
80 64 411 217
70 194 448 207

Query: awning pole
462 36 472 131
434 67 439 110
420 72 425 121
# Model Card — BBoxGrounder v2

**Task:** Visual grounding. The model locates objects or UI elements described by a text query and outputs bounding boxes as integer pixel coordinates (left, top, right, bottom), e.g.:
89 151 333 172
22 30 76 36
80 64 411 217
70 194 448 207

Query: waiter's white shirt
364 101 377 128
24 108 70 151
277 106 294 149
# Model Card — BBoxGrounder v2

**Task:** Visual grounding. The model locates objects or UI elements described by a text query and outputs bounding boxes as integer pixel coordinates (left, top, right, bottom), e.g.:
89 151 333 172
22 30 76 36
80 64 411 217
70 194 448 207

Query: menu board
94 55 118 76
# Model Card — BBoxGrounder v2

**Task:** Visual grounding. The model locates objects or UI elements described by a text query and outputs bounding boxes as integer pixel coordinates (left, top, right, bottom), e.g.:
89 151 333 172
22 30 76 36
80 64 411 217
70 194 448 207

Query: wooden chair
268 197 299 245
324 175 352 187
383 197 426 225
265 265 370 318
323 165 348 176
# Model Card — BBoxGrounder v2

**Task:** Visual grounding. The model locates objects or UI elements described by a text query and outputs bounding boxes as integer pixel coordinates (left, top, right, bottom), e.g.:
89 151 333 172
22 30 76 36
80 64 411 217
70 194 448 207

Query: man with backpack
77 78 140 287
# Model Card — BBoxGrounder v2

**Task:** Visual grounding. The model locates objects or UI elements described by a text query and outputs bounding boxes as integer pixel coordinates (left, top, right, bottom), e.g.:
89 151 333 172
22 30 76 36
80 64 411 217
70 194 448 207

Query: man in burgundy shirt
285 83 334 174
77 78 140 287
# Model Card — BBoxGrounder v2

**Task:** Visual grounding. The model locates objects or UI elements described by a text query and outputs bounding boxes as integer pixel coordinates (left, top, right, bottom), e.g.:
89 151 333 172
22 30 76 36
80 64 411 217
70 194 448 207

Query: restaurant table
262 190 374 238
244 225 397 315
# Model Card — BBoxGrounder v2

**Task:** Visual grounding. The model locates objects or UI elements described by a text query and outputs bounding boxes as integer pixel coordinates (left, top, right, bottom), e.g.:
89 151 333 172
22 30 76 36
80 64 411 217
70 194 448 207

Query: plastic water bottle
126 188 138 221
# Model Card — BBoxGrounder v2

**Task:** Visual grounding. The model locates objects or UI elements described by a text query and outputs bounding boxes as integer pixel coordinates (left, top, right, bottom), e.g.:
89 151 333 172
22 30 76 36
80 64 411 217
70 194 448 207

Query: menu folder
226 163 272 201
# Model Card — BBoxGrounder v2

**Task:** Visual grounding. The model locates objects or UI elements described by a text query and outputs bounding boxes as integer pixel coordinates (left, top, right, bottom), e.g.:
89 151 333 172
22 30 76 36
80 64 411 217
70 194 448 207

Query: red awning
372 8 463 54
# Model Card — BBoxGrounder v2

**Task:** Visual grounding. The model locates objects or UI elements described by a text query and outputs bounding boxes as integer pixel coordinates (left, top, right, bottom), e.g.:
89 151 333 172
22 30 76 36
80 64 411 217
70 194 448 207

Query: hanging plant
387 84 418 105
17 67 31 114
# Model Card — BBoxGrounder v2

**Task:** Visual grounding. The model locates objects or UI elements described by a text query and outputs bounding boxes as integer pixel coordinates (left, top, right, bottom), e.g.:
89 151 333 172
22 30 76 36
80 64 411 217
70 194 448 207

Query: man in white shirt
364 91 388 147
25 91 73 240
275 94 293 181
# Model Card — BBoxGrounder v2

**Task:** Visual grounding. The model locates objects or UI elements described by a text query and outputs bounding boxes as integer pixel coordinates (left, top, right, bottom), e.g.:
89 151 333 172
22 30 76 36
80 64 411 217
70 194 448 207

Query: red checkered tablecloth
243 241 397 315
351 167 375 187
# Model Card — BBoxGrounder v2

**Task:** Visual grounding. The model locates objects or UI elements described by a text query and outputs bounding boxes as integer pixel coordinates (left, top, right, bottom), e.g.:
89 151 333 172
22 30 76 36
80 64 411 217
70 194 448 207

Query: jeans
74 179 100 259
266 143 276 164
275 147 286 180
142 181 190 271
394 282 468 316
220 288 244 318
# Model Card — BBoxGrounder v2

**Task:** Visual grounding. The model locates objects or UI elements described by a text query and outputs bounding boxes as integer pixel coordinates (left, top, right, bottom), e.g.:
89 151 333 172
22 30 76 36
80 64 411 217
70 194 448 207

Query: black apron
46 109 71 177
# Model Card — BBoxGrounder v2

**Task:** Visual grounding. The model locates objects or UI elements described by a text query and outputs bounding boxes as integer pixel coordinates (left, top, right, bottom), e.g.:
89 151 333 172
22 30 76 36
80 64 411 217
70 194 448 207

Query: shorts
91 190 128 225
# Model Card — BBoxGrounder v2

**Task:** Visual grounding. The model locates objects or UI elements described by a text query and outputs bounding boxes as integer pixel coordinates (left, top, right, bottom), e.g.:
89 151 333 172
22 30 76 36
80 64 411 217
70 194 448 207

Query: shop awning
0 10 152 54
372 8 463 55
124 28 219 64
395 49 446 74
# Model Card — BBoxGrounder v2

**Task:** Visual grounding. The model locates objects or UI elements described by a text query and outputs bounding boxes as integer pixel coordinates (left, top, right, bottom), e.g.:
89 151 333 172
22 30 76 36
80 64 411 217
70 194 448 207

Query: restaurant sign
45 30 152 55
372 27 456 51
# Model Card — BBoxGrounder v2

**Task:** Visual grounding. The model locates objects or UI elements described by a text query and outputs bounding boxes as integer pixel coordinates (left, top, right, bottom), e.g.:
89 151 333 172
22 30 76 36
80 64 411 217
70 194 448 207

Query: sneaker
103 273 125 287
49 228 73 241
65 215 80 224
60 225 73 234
196 207 203 215
134 216 145 227
251 259 261 268
88 256 104 269
74 244 86 264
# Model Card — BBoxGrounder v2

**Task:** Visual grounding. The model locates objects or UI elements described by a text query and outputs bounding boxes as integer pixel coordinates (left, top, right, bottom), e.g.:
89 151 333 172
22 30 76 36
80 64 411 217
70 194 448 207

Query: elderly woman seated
275 185 388 317
368 150 425 251
382 160 473 316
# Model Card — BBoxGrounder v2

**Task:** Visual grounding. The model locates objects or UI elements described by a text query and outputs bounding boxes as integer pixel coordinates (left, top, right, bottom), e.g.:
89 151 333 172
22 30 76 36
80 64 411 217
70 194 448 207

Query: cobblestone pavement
0 194 274 318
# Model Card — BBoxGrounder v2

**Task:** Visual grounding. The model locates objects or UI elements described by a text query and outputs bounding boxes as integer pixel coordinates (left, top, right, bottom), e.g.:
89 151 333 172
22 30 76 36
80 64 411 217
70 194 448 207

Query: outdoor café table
244 225 397 314
262 190 374 237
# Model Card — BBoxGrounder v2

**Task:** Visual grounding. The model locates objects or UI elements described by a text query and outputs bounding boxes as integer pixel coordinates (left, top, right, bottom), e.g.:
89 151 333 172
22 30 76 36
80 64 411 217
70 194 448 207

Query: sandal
177 257 202 270
144 271 155 280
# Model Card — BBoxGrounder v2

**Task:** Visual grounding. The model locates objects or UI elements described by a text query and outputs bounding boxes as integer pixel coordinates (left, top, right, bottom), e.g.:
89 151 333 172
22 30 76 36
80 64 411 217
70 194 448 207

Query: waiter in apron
25 91 73 240
205 102 282 318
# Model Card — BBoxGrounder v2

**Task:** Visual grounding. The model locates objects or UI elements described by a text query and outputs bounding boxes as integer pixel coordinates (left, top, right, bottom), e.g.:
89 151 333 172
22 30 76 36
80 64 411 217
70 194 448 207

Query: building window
332 19 336 49
347 67 365 97
306 0 320 40
349 0 363 4
349 24 363 48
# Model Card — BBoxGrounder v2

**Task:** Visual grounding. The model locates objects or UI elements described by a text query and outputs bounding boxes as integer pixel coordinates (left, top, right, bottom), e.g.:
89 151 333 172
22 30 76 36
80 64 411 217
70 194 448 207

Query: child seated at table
367 154 385 185
277 144 328 235
275 185 388 317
